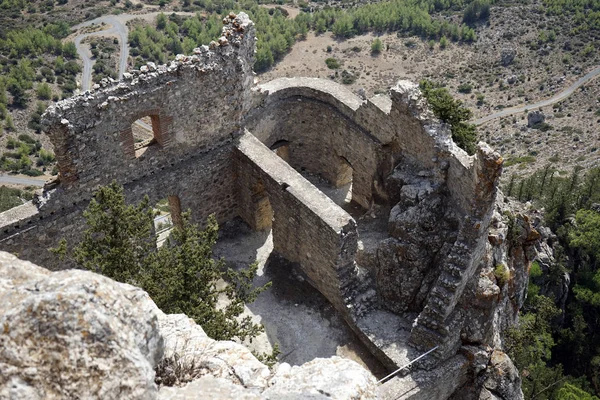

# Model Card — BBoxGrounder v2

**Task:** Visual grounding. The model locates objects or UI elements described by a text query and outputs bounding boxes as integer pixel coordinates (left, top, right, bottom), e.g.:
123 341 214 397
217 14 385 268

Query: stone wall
235 132 357 315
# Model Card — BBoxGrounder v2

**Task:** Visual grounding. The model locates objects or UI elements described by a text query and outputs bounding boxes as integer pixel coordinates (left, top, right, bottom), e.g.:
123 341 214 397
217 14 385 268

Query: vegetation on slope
506 166 600 398
420 79 479 155
130 0 478 73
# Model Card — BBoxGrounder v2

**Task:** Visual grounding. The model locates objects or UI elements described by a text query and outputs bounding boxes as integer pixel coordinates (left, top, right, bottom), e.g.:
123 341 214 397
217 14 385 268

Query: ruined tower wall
0 14 256 268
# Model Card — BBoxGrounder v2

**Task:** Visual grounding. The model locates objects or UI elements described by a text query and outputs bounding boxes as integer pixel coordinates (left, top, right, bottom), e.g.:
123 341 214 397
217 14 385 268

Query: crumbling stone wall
0 14 254 268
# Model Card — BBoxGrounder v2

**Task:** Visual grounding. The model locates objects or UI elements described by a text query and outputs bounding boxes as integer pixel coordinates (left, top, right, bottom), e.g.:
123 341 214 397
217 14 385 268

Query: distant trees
506 166 600 398
131 0 478 74
463 0 491 24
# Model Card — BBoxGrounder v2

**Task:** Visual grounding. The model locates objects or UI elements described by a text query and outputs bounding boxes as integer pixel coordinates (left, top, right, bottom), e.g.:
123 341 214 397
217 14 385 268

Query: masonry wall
248 97 383 209
0 14 255 269
236 132 358 314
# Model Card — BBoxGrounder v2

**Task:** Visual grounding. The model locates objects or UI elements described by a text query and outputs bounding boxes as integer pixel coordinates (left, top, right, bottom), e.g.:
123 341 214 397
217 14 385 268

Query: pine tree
53 182 269 342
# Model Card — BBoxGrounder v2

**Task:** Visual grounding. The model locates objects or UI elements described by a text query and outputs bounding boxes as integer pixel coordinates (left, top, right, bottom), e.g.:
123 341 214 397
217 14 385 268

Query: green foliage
439 35 448 49
371 38 383 54
463 0 491 24
507 295 565 399
558 383 600 400
37 149 55 166
28 102 46 133
325 57 340 69
508 166 600 396
54 182 270 343
36 82 52 100
0 185 28 212
4 115 15 131
131 0 478 73
458 82 472 93
419 80 478 155
494 263 510 286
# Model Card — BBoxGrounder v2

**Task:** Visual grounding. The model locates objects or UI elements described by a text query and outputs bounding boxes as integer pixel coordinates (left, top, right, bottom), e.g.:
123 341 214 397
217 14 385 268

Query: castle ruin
0 13 536 398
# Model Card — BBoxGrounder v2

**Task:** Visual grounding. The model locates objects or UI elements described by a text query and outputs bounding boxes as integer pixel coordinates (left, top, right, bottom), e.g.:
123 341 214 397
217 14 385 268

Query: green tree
5 114 15 131
36 83 52 100
371 37 383 54
53 182 269 342
419 80 478 155
440 35 448 49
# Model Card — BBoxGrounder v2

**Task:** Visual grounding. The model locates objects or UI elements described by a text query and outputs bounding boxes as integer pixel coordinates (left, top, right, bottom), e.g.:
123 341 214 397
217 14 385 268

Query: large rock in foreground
0 251 378 399
0 252 164 400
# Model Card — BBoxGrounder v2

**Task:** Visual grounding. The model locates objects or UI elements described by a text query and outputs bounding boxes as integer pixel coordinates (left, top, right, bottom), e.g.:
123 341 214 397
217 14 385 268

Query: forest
128 0 479 73
505 167 600 399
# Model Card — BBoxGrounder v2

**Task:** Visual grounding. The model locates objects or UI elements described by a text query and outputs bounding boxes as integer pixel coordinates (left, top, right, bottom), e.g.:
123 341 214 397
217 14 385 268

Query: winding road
72 10 600 123
473 66 600 125
73 11 195 92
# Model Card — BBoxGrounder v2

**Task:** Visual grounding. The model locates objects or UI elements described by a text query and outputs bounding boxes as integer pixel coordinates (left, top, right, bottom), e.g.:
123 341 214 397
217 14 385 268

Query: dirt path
473 65 600 125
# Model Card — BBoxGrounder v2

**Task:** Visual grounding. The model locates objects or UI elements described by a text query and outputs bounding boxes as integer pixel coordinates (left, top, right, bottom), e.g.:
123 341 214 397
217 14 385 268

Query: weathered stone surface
158 377 262 400
480 351 523 400
500 48 516 66
263 357 377 400
0 252 163 400
448 348 523 400
0 251 381 400
158 313 270 390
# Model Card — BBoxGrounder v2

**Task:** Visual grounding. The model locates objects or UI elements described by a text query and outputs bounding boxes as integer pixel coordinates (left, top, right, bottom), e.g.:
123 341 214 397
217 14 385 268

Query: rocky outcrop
379 165 459 313
0 251 378 400
0 252 162 400
449 348 523 400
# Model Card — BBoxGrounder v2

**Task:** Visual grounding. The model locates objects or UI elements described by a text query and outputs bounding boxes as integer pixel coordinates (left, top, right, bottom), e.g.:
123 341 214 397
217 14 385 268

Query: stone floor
213 219 387 378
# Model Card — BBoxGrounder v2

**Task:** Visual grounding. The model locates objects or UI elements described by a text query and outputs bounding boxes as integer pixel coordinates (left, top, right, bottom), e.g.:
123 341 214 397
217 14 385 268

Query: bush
36 83 52 100
419 80 478 155
371 38 383 54
325 57 340 69
494 264 510 286
458 83 473 94
53 182 271 343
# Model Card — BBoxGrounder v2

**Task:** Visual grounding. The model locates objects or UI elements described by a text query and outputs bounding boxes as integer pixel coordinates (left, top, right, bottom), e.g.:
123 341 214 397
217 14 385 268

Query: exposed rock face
379 166 459 313
0 252 163 400
449 348 523 400
263 357 377 400
500 48 516 66
0 251 378 400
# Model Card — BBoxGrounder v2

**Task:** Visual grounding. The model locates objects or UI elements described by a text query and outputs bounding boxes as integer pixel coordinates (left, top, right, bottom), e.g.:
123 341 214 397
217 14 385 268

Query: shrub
371 38 383 54
325 58 340 69
458 83 473 94
494 264 510 286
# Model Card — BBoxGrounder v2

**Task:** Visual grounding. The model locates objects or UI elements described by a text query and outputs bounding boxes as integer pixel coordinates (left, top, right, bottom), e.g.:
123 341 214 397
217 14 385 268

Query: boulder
263 357 377 400
527 111 545 127
500 48 516 66
0 252 163 400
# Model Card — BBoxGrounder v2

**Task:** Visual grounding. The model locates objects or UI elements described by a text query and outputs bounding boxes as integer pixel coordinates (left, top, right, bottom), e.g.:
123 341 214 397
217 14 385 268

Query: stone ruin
0 13 538 399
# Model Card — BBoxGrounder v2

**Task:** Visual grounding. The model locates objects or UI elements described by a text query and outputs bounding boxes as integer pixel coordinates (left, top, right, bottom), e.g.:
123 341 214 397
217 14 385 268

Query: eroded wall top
41 13 255 194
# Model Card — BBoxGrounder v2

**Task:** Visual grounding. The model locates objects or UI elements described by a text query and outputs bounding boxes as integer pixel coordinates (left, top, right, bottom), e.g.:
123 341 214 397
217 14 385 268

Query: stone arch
270 139 290 162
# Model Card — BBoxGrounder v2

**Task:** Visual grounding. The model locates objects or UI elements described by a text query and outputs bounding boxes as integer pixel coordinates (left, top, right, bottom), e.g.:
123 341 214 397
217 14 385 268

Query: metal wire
377 346 439 384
